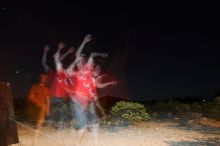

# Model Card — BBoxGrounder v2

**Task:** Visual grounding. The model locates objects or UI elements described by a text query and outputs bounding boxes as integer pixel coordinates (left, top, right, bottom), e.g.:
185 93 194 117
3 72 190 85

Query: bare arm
66 34 92 73
41 45 50 72
28 94 38 105
28 86 40 106
66 57 79 75
96 81 117 89
94 96 106 119
54 47 63 71
75 34 92 57
60 47 75 61
87 52 108 67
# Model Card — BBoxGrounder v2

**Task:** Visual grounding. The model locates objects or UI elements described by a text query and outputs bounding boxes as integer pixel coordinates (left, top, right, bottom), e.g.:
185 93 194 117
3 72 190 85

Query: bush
110 101 150 124
174 103 190 115
190 103 202 113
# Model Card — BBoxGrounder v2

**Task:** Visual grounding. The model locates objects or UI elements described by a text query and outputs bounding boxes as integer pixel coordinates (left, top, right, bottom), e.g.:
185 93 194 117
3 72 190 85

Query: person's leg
47 97 57 120
54 98 66 130
70 100 88 145
60 98 71 128
72 101 87 130
87 102 99 138
47 97 63 128
33 107 46 145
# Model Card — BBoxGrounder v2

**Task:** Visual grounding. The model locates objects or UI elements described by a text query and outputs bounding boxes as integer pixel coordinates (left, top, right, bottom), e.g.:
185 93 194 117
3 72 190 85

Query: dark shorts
48 97 71 123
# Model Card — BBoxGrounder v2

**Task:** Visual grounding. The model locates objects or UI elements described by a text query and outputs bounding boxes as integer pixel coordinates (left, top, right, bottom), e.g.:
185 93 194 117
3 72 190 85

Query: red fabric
71 71 97 107
69 75 77 91
50 70 69 98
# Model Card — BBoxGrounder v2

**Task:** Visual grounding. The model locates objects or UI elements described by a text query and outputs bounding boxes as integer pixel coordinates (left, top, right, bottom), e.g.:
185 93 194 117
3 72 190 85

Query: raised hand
44 45 50 52
83 34 92 43
53 52 59 60
58 42 65 50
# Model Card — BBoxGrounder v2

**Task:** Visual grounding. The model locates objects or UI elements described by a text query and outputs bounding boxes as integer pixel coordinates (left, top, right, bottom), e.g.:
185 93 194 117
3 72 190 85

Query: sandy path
12 120 220 146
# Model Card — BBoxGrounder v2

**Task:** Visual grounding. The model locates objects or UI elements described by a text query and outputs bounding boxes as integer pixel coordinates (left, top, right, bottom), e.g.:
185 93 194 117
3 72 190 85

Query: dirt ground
12 119 220 146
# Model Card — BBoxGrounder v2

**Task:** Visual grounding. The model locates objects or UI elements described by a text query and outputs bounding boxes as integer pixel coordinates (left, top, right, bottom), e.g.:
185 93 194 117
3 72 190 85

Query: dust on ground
12 119 220 146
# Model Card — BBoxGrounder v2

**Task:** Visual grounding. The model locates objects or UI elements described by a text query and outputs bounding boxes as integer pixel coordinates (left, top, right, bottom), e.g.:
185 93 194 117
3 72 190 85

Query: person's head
39 74 48 84
76 54 87 69
92 65 101 77
58 42 65 49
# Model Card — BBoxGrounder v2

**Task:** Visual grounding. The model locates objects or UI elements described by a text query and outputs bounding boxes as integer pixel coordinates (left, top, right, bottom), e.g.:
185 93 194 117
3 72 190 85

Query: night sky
1 1 220 101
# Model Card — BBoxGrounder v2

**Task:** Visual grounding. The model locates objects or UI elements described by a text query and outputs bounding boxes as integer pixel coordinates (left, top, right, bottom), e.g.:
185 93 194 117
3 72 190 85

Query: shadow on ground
165 137 220 146
164 118 220 145
165 117 220 136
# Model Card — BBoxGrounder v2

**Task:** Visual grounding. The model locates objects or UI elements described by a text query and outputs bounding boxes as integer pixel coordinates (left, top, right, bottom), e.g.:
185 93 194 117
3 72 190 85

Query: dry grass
12 120 220 146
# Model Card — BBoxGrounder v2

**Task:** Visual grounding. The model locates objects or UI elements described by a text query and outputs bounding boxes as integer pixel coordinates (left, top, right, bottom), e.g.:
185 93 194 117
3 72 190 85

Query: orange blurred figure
27 74 50 129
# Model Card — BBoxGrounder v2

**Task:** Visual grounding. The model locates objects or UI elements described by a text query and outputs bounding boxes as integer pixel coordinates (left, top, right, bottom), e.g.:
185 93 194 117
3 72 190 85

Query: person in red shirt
67 52 117 130
65 52 118 145
48 43 74 129
48 35 92 129
67 53 107 108
41 42 75 129
41 43 74 88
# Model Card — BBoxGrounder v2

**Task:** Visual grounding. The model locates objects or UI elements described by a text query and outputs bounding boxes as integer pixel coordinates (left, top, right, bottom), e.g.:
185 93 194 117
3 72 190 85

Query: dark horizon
1 1 220 100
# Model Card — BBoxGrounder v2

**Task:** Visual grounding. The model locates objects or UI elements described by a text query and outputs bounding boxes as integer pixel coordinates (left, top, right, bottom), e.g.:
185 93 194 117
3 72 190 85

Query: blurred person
92 65 117 119
27 74 50 127
66 51 117 144
26 74 50 143
41 43 74 87
49 35 92 129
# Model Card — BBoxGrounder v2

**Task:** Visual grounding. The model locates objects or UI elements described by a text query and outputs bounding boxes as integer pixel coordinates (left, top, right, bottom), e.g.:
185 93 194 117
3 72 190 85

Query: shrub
190 103 202 113
110 101 150 124
174 103 190 115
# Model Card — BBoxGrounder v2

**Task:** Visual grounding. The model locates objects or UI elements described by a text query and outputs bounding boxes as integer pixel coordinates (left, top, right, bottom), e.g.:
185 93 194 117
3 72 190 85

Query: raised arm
41 45 50 72
87 52 108 67
75 34 92 57
96 81 117 89
53 46 63 72
60 47 75 61
66 34 92 73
